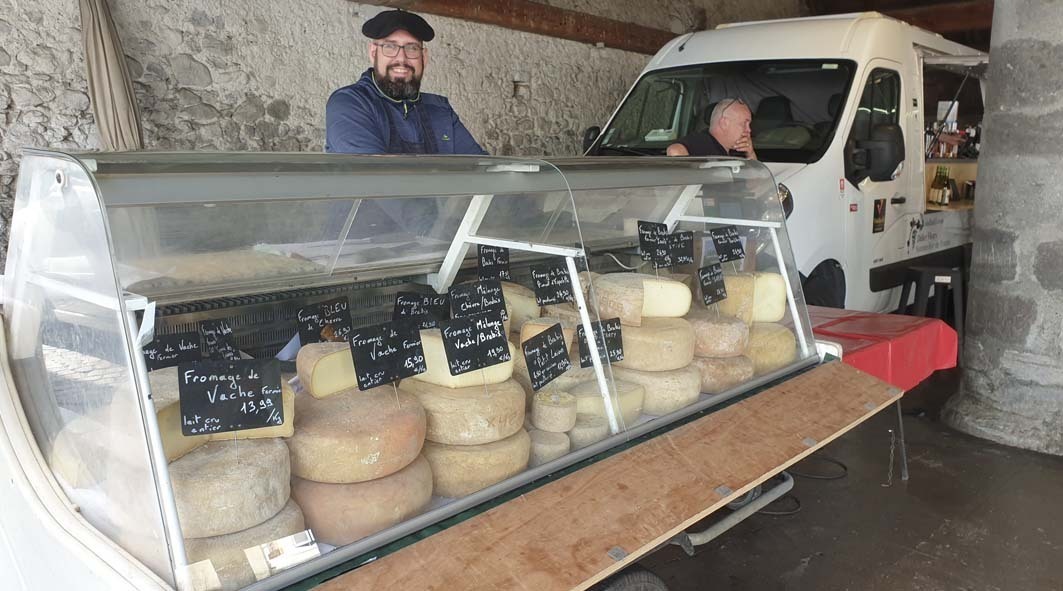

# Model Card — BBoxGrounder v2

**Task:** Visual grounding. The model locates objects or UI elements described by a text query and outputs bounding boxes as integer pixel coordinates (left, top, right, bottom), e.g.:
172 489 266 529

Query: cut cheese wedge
296 341 355 399
530 390 577 432
611 365 702 416
685 308 749 358
398 378 525 445
148 367 211 461
613 317 695 372
410 329 516 389
568 414 610 450
716 272 788 324
570 379 644 427
692 355 755 394
593 273 692 326
422 429 530 497
501 281 542 331
746 323 799 375
528 429 570 467
287 386 426 483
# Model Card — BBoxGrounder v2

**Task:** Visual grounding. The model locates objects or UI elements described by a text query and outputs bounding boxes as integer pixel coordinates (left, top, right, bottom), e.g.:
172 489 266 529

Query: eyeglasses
373 42 424 59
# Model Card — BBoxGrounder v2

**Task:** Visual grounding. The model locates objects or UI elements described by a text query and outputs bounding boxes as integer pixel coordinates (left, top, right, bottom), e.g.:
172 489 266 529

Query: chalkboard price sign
669 231 695 266
577 318 625 368
348 321 427 391
297 297 353 345
143 332 201 371
638 220 669 264
449 279 508 321
393 291 450 329
710 226 745 263
522 323 572 391
478 245 512 281
439 309 511 376
199 319 241 361
698 263 728 306
530 261 574 306
178 359 283 436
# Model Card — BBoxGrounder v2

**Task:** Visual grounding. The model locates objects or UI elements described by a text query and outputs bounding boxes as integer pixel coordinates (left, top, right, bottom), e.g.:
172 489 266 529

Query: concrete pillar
942 2 1063 454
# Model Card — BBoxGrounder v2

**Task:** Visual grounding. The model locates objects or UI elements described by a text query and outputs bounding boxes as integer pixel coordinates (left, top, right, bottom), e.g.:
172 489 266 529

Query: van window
592 60 856 162
851 68 901 142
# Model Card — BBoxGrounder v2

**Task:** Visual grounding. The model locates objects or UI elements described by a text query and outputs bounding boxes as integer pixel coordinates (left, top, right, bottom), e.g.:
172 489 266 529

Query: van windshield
593 60 856 163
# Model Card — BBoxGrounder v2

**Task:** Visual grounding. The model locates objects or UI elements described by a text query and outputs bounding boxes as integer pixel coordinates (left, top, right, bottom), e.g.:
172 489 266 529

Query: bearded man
325 9 486 155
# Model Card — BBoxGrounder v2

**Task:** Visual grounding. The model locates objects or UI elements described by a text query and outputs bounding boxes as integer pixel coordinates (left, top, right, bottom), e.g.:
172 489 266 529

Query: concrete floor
640 369 1063 591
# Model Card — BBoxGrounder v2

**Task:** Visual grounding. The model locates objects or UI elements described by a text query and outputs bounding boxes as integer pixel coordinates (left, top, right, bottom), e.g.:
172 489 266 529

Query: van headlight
778 183 794 219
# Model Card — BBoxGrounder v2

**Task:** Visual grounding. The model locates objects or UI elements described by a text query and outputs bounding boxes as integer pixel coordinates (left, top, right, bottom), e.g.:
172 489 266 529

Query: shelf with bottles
924 121 981 161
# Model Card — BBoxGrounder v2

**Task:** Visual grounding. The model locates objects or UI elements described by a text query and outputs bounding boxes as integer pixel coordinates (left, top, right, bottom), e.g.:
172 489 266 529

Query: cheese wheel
716 273 788 325
171 438 291 538
148 367 211 461
692 356 755 394
747 323 798 375
184 499 305 591
291 455 433 546
613 317 695 371
664 272 694 289
570 379 644 427
501 281 542 331
531 390 577 432
519 317 576 351
411 329 516 389
592 273 691 326
398 378 525 445
684 309 749 358
528 429 570 467
422 429 531 497
287 386 426 483
578 271 599 303
611 365 702 416
296 341 356 399
542 303 583 327
568 414 610 450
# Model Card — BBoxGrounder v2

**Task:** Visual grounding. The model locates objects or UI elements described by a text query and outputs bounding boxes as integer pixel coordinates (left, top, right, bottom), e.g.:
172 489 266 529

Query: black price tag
638 220 669 264
296 297 353 345
178 359 283 436
710 226 745 263
530 261 574 306
477 245 512 281
522 323 572 391
449 279 508 320
577 318 625 368
393 291 450 329
698 263 728 306
143 332 201 371
200 319 241 361
669 231 695 266
348 321 427 391
439 309 511 376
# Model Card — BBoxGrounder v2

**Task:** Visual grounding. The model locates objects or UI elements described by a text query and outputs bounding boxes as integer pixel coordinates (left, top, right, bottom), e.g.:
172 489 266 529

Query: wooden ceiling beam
882 0 994 34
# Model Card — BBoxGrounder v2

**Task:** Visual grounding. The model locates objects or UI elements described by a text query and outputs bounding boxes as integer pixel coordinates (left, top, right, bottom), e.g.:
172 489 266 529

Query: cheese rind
716 273 788 324
613 317 695 372
422 429 531 497
184 499 305 591
291 455 433 546
568 414 610 450
411 329 516 389
287 386 426 483
501 281 542 331
746 323 798 375
148 367 211 461
171 438 291 538
692 356 755 394
611 365 702 416
684 309 749 358
520 317 576 351
296 342 356 399
530 390 577 432
398 378 525 445
570 379 644 427
528 429 570 467
592 273 692 326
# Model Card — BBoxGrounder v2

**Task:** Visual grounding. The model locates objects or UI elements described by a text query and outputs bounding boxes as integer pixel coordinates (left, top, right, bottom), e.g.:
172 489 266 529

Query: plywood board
318 361 902 591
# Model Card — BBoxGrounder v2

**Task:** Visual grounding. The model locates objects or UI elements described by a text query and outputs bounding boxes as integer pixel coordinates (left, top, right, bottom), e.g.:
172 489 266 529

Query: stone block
169 54 212 88
266 99 290 121
1034 240 1063 291
966 286 1037 347
233 96 264 124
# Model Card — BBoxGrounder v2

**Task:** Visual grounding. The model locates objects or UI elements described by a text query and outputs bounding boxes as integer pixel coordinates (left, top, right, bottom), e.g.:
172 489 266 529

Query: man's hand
733 134 757 161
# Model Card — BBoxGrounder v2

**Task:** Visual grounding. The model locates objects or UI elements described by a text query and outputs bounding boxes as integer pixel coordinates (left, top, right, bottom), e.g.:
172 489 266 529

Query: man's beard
376 65 421 100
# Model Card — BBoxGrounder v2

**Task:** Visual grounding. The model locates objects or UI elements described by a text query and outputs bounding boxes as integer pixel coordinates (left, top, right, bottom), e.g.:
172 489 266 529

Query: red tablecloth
807 306 958 391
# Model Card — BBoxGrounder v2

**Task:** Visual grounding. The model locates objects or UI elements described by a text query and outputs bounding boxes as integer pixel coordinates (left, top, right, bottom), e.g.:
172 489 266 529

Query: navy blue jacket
325 69 486 155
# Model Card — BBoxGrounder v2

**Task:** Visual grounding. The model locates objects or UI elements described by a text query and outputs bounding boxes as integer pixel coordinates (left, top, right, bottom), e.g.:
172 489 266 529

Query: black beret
362 9 435 42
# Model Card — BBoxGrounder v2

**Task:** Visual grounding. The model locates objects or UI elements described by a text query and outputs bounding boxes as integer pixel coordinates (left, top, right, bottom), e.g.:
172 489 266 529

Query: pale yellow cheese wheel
148 367 211 461
613 317 695 372
611 365 702 416
296 341 356 399
398 378 525 445
592 273 692 326
530 390 577 432
568 414 610 450
684 308 749 358
291 455 433 546
528 429 570 467
422 429 531 497
716 273 788 325
541 303 583 327
570 379 644 427
746 323 799 375
184 499 305 591
287 386 426 483
501 281 542 331
519 317 576 351
410 329 516 389
170 438 291 538
692 355 755 394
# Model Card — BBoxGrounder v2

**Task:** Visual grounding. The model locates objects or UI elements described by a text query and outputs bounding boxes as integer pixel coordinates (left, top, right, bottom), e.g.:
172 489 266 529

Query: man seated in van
666 98 758 160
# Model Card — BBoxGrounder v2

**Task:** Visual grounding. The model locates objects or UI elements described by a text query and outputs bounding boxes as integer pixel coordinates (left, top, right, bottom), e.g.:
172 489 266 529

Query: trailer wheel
596 566 670 591
802 259 845 308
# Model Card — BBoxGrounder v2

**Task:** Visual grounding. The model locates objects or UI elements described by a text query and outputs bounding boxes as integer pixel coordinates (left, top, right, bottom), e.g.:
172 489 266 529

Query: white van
585 12 987 312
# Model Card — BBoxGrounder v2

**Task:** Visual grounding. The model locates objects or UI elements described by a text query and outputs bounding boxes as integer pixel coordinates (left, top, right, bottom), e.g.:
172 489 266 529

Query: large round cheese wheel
568 414 610 450
411 329 516 389
287 386 426 483
692 355 755 394
184 499 305 591
684 309 749 358
747 323 799 375
592 273 692 326
716 273 788 325
570 379 644 427
291 455 433 546
501 281 542 331
171 438 291 538
296 341 356 399
541 303 583 327
528 429 570 467
611 365 702 416
613 317 695 371
147 367 211 461
531 390 577 432
398 378 525 445
422 429 530 497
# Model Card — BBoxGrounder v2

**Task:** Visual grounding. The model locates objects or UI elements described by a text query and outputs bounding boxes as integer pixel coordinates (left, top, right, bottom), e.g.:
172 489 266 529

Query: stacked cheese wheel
153 368 304 591
289 344 432 546
712 272 799 377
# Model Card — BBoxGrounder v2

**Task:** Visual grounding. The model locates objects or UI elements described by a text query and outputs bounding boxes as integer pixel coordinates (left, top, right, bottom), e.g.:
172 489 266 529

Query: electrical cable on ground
789 455 848 480
757 494 802 517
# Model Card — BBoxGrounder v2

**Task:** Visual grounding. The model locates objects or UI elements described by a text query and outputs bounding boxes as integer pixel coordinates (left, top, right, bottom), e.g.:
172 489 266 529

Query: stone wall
0 0 804 262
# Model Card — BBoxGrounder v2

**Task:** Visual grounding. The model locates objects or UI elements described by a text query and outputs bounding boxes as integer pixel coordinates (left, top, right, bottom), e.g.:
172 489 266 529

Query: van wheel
802 260 845 308
595 566 670 591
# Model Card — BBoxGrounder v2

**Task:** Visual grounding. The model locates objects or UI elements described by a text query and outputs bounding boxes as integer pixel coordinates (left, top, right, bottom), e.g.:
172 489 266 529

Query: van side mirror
845 124 904 184
582 126 601 153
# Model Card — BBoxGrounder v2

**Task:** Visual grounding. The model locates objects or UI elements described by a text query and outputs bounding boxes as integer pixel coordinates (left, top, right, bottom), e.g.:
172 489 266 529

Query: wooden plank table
317 361 901 591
